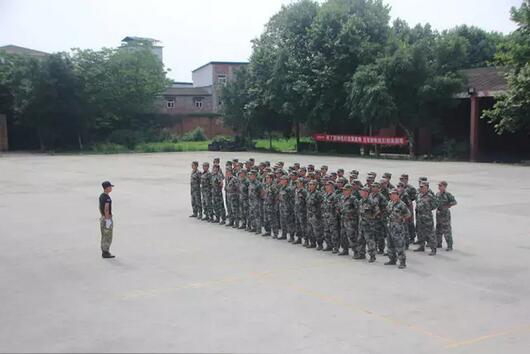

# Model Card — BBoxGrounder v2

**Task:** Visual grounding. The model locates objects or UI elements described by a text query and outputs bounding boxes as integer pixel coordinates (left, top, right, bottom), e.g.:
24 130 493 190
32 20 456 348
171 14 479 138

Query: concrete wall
192 64 213 87
0 114 8 151
162 95 213 115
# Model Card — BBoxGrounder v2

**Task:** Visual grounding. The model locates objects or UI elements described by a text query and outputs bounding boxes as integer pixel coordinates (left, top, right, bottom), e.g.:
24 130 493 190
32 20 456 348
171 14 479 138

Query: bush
212 135 231 143
135 141 210 153
107 129 145 149
181 127 207 142
432 139 469 160
91 143 129 154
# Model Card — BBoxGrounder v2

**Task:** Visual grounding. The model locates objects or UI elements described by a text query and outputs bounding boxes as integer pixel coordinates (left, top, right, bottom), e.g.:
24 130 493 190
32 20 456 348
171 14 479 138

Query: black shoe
293 238 302 245
201 216 209 221
377 249 384 255
353 254 366 260
238 224 246 229
369 255 376 263
446 246 453 251
384 260 397 265
414 246 425 252
219 219 226 225
288 237 294 243
189 214 197 218
278 235 287 240
338 250 349 256
263 232 271 236
323 246 332 252
272 234 278 239
308 242 317 249
225 222 233 227
332 248 339 254
102 252 115 259
316 244 323 251
398 261 406 269
428 248 437 256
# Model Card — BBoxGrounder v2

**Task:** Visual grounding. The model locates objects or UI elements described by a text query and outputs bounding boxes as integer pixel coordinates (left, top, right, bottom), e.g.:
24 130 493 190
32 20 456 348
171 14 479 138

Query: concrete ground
0 151 529 354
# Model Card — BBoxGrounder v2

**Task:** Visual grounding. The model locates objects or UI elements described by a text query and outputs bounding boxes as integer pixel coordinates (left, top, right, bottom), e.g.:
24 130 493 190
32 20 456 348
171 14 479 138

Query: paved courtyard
0 151 529 353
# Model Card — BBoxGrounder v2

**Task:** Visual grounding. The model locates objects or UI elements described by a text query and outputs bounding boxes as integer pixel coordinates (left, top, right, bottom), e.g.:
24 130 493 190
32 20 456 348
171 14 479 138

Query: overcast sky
0 0 523 81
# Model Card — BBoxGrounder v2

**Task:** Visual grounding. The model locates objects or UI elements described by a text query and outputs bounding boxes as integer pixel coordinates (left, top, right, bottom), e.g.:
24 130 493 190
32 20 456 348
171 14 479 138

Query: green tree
482 0 530 133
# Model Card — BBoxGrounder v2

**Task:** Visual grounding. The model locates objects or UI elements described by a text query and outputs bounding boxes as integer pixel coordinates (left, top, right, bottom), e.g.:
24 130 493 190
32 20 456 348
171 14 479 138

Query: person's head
397 182 405 193
213 164 220 172
371 181 381 193
265 173 274 184
390 189 400 202
290 173 298 181
102 181 114 194
330 172 337 181
244 160 251 168
299 167 307 176
226 167 233 177
307 164 315 172
350 170 359 178
400 174 409 183
381 178 389 187
238 169 247 180
225 161 233 168
321 165 328 174
249 158 255 166
280 176 289 186
296 178 305 189
213 157 220 166
294 162 300 170
308 180 317 191
249 171 257 181
259 162 266 170
192 161 199 170
202 162 209 172
418 176 428 186
419 181 429 193
352 180 362 190
278 161 284 168
383 172 392 181
360 187 369 199
343 184 353 197
325 181 335 193
337 168 345 177
438 181 447 192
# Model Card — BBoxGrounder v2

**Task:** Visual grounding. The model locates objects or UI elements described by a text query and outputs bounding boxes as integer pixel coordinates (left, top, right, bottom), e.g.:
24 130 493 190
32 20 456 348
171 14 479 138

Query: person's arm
104 202 111 219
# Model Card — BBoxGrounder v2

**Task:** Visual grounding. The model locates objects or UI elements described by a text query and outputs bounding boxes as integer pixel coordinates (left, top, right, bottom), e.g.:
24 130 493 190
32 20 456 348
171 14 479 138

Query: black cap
102 181 114 189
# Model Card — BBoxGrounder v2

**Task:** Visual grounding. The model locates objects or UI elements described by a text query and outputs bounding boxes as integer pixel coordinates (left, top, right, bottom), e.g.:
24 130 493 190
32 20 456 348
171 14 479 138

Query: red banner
313 134 408 146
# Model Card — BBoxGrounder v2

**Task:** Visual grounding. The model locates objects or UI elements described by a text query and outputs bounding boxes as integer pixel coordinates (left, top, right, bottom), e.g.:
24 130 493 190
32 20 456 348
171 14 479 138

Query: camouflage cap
419 176 428 182
289 172 298 177
420 181 429 187
213 157 220 162
239 169 247 174
225 160 232 166
337 177 348 185
277 161 284 165
308 164 315 169
294 162 301 167
192 160 199 165
203 162 210 166
343 184 353 190
397 182 406 188
390 188 399 194
383 172 392 178
400 174 409 179
300 166 307 171
368 171 377 177
439 180 448 186
360 186 370 192
321 165 328 170
249 158 255 162
297 178 306 185
308 180 318 186
330 172 337 176
280 175 289 181
350 170 359 175
259 162 266 167
307 172 316 177
337 168 345 173
352 179 363 186
265 173 274 179
325 180 335 186
371 181 381 188
225 166 233 173
249 170 258 175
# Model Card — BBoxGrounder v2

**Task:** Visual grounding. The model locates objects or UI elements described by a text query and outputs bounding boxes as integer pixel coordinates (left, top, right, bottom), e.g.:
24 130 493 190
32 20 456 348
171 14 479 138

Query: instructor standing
99 181 115 259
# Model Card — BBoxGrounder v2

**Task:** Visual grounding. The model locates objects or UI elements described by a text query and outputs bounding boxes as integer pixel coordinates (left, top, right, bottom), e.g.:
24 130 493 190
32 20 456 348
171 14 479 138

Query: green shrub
181 127 207 142
135 141 210 153
212 135 231 143
91 143 129 154
107 129 145 149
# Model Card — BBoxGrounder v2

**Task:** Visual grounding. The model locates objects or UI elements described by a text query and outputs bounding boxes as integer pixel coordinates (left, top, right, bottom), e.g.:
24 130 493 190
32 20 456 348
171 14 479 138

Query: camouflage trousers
307 215 323 243
239 198 249 227
201 190 213 219
436 212 453 247
357 219 377 257
264 204 280 236
225 191 232 221
342 217 358 252
99 217 113 252
324 215 339 248
295 210 307 239
387 221 407 262
212 191 226 221
417 216 436 248
259 200 265 230
191 188 202 216
228 193 240 225
249 200 261 233
375 218 387 252
280 207 295 236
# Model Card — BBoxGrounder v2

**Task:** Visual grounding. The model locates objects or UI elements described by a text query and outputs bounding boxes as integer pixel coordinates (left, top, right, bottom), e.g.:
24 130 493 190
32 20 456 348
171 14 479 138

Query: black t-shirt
99 193 112 216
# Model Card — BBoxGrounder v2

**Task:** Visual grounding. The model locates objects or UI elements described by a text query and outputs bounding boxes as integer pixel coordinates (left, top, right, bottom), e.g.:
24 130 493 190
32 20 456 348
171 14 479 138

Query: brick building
160 61 247 138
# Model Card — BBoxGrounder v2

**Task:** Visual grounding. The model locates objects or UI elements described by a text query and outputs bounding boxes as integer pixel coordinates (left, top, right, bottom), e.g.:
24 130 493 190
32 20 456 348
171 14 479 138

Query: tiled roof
0 45 48 57
192 61 248 72
459 67 508 96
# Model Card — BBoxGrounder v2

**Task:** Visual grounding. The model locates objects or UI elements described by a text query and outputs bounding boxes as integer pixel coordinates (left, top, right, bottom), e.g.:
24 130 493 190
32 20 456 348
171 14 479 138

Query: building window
217 75 227 86
194 97 203 109
166 100 175 108
217 97 223 106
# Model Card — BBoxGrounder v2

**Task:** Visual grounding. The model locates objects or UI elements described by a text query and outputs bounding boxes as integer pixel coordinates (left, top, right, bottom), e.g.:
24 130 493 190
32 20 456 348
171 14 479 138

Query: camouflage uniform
200 169 213 220
248 178 263 234
226 174 240 227
263 181 280 237
211 171 226 223
190 169 202 217
357 196 380 259
405 183 418 241
435 190 457 249
224 173 232 223
340 193 359 254
398 187 413 247
306 188 323 248
370 189 388 253
323 190 340 250
278 182 296 240
238 176 250 229
415 189 438 251
387 198 411 264
294 186 308 243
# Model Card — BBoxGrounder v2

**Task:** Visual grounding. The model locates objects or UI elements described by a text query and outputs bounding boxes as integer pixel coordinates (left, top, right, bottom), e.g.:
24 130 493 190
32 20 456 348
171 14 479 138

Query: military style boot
437 242 443 248
414 246 425 252
278 233 286 240
316 241 324 250
428 247 437 256
263 231 271 236
384 259 397 265
293 237 302 245
338 249 349 256
369 254 376 263
308 240 317 249
102 251 115 259
353 253 366 260
398 259 407 269
219 218 226 225
288 235 294 243
446 244 453 251
225 220 233 227
323 244 333 252
332 248 339 254
238 223 246 229
302 238 309 247
189 213 197 218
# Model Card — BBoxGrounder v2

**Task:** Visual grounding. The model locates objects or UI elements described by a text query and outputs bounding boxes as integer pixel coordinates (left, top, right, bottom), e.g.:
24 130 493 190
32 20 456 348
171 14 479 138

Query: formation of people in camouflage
190 158 457 269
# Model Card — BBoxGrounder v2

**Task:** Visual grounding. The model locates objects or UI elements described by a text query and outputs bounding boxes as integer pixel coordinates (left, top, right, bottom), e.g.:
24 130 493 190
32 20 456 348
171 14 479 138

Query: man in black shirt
99 181 115 259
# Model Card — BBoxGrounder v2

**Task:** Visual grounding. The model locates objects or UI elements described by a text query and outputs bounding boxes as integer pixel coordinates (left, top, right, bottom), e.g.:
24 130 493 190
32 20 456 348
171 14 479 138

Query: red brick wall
172 116 234 138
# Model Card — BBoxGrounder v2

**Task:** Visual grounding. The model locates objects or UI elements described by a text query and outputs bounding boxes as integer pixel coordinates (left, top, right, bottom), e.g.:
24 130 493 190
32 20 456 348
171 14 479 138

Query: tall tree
482 0 530 134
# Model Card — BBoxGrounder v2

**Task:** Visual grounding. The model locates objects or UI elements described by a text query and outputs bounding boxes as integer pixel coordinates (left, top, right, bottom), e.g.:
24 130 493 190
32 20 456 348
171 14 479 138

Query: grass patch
254 137 314 152
134 141 210 153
